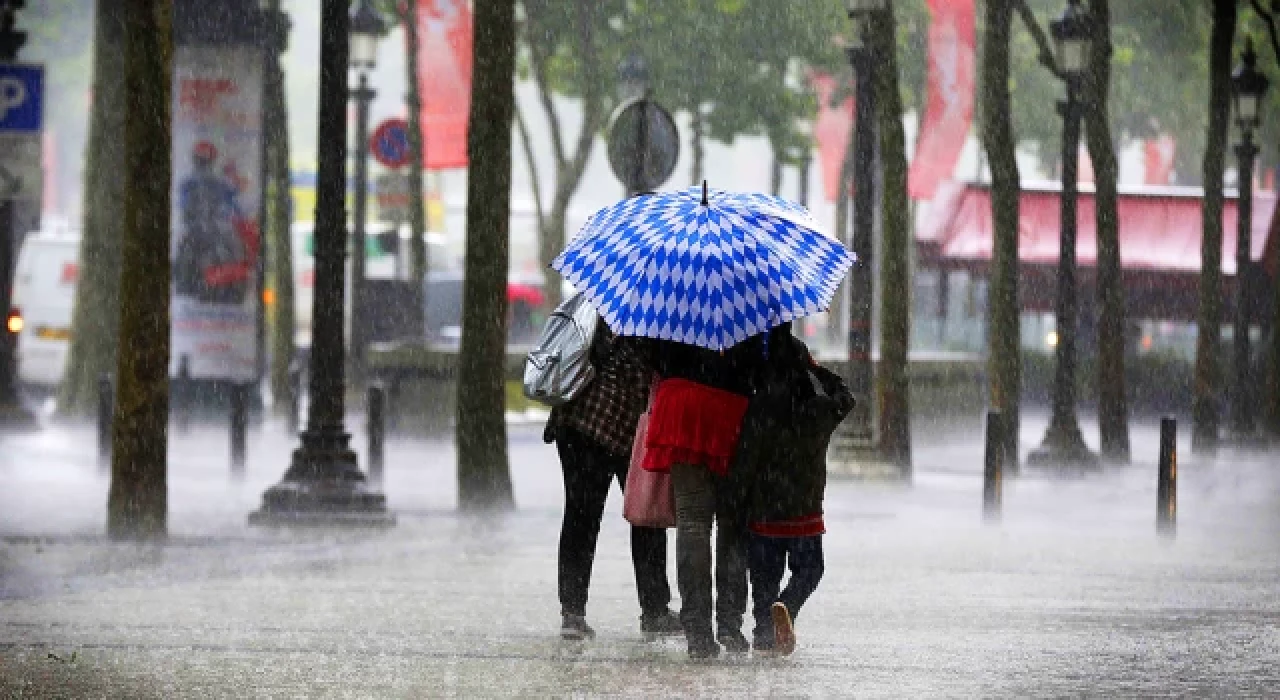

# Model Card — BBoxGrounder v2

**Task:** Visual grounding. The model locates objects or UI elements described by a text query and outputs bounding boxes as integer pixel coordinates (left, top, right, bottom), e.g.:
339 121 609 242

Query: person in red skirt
635 331 774 659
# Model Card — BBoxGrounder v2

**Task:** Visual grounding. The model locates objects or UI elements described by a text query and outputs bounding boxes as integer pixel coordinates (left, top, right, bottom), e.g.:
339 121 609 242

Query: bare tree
1193 0 1237 453
107 0 172 540
456 0 517 510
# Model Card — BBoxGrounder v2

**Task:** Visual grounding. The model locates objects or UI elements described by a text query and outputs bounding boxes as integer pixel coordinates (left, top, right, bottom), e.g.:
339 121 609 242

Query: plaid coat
544 324 652 457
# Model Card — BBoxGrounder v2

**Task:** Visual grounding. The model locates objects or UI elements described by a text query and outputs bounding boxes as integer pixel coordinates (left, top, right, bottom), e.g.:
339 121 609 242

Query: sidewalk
1 415 1278 697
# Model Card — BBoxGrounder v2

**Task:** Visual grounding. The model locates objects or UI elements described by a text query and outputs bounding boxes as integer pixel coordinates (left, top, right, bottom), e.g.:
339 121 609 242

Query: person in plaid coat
543 321 681 641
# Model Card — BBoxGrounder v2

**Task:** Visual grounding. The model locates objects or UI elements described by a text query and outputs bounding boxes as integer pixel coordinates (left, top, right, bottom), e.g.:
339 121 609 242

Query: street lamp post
0 0 37 431
831 0 884 461
348 0 385 386
250 0 392 527
1028 0 1097 469
617 52 650 198
1230 39 1268 438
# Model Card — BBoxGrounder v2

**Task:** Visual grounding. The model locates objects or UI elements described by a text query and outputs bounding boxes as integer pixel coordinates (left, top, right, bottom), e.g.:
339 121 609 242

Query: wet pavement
1 413 1278 697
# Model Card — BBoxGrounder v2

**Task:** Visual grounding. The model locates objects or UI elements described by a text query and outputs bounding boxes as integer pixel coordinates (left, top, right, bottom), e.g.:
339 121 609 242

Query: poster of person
170 46 263 382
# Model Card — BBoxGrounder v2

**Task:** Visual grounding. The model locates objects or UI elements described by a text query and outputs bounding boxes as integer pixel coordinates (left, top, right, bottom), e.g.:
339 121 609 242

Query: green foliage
1010 0 1212 182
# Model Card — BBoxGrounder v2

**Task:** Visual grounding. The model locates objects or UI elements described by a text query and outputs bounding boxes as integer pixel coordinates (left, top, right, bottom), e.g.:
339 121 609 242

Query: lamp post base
249 430 395 528
827 430 910 482
1026 421 1099 470
0 400 38 433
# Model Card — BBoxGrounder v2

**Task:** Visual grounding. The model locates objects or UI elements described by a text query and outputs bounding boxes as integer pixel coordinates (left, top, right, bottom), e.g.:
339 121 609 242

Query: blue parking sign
0 64 44 133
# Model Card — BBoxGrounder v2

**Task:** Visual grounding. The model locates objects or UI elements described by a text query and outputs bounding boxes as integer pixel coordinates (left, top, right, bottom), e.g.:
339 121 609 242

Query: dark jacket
728 333 854 525
633 331 774 397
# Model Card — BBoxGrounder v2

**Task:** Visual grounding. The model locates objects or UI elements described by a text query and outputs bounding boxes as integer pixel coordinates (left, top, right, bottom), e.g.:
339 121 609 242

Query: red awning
918 181 1275 277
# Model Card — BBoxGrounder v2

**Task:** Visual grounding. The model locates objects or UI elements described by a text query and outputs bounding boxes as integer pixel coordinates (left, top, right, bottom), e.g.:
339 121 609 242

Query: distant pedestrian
544 322 682 642
729 324 853 655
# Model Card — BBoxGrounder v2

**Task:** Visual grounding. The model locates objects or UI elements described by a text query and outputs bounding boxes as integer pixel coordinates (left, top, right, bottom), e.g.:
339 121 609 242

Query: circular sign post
607 96 679 195
370 118 412 169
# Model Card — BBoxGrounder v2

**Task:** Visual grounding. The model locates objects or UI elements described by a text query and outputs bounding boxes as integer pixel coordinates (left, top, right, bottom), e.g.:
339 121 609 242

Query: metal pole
350 71 374 384
367 383 385 484
175 354 192 433
1029 82 1096 468
983 410 1003 521
0 200 16 406
1231 133 1257 437
1157 416 1176 536
286 360 300 435
798 154 811 209
231 383 248 477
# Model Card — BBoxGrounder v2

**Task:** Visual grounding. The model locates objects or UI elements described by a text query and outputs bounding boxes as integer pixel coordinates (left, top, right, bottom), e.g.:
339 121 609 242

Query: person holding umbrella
553 183 854 659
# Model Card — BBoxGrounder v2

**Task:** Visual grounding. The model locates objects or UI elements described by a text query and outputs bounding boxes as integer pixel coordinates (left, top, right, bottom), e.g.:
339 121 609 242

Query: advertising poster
414 0 473 169
170 45 263 381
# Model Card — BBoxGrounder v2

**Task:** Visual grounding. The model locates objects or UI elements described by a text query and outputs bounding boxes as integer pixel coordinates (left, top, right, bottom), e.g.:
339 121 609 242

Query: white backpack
522 291 600 406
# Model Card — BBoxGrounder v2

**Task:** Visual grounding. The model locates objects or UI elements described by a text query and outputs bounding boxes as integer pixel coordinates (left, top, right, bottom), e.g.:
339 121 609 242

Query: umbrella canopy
552 184 854 351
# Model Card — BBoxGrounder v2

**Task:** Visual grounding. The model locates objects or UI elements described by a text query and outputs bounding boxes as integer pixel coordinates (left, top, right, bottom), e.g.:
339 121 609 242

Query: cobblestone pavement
1 414 1278 698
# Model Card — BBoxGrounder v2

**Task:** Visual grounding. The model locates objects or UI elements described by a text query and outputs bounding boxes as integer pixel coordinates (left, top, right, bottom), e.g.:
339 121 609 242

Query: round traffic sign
370 118 412 168
607 97 679 193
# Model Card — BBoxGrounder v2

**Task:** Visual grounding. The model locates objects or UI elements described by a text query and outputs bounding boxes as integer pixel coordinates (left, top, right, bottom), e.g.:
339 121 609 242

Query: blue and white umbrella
552 184 855 351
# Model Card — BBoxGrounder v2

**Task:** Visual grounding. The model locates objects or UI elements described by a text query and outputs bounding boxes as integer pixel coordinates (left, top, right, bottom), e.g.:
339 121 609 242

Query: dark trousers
748 533 824 638
671 463 748 641
556 427 671 618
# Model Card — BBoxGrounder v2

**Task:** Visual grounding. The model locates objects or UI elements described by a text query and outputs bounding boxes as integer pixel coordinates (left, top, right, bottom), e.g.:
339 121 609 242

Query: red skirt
642 378 749 476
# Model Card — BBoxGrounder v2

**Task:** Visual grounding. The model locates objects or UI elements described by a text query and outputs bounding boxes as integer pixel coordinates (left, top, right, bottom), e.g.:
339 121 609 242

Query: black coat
727 335 854 525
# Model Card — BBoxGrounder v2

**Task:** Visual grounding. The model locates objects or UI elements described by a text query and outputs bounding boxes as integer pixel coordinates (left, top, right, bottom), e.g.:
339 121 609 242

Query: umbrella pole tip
701 180 709 207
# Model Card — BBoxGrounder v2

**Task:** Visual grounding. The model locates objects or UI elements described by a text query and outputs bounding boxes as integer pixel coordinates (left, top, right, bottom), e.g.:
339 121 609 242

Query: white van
11 226 80 389
11 222 454 389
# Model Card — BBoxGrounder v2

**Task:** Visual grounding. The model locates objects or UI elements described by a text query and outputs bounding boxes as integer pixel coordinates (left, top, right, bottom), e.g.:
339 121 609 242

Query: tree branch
1015 0 1065 81
525 24 569 171
514 100 546 232
560 0 602 195
1253 0 1280 61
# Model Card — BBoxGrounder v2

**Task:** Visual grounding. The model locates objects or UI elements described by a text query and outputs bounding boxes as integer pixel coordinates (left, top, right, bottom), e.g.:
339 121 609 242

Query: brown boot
770 602 795 656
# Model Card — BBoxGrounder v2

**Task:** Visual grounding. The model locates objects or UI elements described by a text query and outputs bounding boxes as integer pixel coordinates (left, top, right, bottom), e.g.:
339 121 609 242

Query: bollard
97 374 113 471
230 383 248 477
367 384 386 484
287 362 301 435
1157 416 1177 536
175 355 192 433
983 410 1003 521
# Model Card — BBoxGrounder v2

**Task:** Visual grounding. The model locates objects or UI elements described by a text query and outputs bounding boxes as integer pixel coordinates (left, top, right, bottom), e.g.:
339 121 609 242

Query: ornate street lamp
347 0 385 385
1230 38 1268 438
251 0 392 527
828 0 887 473
1028 0 1098 469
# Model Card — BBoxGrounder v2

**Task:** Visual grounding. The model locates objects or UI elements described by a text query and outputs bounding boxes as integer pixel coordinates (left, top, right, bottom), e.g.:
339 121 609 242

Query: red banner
812 73 854 203
413 0 473 170
908 0 976 200
1142 135 1176 185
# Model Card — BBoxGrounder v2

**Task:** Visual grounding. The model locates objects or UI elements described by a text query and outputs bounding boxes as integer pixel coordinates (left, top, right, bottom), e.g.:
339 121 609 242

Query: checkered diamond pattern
552 186 855 351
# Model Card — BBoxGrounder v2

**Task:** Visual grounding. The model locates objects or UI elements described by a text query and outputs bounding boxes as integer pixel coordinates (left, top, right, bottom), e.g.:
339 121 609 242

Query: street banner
169 45 264 381
1142 135 1175 185
413 0 473 170
908 0 975 200
811 72 853 203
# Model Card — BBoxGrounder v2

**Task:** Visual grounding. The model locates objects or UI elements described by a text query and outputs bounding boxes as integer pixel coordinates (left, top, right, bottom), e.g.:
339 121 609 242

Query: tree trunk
1193 0 1236 454
770 141 783 196
981 0 1020 466
107 0 171 541
1083 0 1129 463
404 0 428 333
59 0 127 418
265 0 296 419
456 0 516 511
827 132 855 347
872 2 911 472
